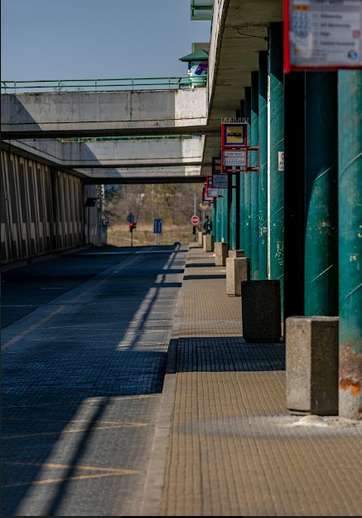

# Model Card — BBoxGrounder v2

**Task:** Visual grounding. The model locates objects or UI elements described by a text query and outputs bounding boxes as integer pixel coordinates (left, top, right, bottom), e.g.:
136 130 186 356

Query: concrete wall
1 149 97 265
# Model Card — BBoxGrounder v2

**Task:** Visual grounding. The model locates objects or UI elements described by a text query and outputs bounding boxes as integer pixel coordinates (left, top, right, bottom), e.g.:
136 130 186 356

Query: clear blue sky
1 0 211 80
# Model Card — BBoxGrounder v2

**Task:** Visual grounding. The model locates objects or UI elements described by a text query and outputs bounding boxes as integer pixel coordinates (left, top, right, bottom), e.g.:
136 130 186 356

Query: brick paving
148 245 362 517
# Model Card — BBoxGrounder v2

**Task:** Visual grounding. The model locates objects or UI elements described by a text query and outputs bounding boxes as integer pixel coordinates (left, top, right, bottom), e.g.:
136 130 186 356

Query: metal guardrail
1 76 206 93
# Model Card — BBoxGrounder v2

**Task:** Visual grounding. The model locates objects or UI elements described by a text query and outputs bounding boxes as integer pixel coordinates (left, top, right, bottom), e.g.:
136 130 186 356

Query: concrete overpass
1 89 213 139
2 136 207 184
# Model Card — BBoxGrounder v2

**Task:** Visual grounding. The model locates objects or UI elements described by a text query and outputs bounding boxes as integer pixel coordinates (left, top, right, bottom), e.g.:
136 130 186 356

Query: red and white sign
191 215 200 226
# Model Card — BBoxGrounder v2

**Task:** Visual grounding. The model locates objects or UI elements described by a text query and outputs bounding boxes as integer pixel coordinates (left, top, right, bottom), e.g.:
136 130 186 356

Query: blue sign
153 218 163 234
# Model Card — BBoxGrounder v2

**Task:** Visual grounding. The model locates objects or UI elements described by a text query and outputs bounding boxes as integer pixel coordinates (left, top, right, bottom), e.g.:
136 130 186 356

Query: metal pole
251 71 259 279
338 70 362 420
258 51 268 280
305 72 338 316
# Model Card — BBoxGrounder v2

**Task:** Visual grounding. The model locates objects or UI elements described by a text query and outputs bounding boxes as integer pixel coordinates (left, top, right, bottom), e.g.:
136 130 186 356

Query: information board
212 174 228 189
223 149 247 168
285 0 362 71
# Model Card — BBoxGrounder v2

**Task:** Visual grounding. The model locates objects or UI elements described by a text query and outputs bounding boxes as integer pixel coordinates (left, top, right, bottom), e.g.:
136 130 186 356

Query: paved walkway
142 245 362 517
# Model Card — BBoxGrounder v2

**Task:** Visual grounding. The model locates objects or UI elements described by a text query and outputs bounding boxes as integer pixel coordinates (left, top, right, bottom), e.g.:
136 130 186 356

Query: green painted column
338 70 362 420
227 172 233 246
244 87 252 259
239 101 246 250
222 189 228 242
269 23 285 309
258 51 268 279
305 73 338 316
212 200 217 241
284 72 306 318
231 174 237 250
235 172 241 249
216 191 222 242
251 71 259 279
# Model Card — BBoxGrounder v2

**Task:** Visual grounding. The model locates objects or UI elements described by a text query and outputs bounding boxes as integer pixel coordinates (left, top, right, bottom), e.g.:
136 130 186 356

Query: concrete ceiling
202 0 283 174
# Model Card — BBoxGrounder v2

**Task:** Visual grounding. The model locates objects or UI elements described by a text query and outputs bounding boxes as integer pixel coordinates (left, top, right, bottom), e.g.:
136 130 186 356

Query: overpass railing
1 76 205 93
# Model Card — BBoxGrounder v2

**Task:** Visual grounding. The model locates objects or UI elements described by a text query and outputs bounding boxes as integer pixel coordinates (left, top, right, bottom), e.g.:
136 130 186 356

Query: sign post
153 218 163 245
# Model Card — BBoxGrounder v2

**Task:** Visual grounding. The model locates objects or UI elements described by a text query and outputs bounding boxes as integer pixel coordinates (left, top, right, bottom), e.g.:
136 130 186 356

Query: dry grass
106 224 198 247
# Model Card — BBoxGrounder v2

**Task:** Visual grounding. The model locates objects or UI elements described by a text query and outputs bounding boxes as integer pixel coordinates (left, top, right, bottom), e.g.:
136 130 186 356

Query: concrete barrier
198 231 203 246
241 280 281 342
286 316 339 415
226 257 250 296
203 235 214 252
228 249 245 258
214 242 229 266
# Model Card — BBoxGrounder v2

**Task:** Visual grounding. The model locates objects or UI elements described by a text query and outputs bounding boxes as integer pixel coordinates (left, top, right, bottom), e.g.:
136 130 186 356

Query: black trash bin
241 280 281 342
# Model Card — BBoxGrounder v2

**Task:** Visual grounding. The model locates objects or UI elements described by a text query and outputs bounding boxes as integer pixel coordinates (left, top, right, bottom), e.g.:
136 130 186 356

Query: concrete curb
138 246 188 516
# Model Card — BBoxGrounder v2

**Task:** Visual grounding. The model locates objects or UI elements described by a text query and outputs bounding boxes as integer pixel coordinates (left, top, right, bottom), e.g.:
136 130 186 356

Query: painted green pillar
212 200 217 241
251 71 259 279
305 73 338 316
231 174 237 250
269 23 285 296
216 191 222 242
258 51 268 280
239 101 246 250
227 172 233 246
222 189 228 241
338 70 362 420
244 87 252 259
284 71 306 318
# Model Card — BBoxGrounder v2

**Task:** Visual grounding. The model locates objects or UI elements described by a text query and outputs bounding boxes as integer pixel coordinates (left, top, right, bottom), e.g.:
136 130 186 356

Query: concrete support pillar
203 234 214 253
244 87 252 260
226 257 250 297
338 70 362 420
215 242 229 266
284 72 305 319
251 71 259 280
286 317 339 415
269 23 285 307
258 51 268 280
305 73 338 316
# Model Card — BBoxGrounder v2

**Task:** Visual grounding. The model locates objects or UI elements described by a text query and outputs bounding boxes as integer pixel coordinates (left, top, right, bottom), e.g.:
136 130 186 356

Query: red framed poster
284 0 362 72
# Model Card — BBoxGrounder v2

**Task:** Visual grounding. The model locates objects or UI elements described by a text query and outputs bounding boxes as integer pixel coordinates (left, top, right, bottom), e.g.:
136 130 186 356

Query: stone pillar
286 316 339 415
215 242 229 266
241 280 281 342
203 235 214 252
226 257 250 296
198 231 203 246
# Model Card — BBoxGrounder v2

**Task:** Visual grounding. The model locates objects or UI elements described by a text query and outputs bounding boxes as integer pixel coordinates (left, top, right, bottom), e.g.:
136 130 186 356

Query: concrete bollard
228 249 245 258
198 231 203 246
286 316 339 416
226 257 250 296
214 242 229 266
241 280 281 342
203 235 214 252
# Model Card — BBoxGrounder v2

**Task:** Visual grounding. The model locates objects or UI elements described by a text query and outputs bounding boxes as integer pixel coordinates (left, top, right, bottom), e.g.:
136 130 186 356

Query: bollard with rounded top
286 316 339 415
215 242 229 266
241 280 281 342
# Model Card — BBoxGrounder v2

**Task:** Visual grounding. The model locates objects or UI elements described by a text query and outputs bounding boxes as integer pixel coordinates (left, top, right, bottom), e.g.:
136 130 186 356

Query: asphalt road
1 245 187 516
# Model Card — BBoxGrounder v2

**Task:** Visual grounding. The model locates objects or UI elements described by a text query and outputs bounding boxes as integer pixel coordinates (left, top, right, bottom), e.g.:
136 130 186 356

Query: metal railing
1 76 206 93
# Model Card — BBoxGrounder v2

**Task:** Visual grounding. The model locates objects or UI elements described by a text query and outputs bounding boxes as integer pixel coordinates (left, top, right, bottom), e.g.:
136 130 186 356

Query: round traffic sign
191 215 199 226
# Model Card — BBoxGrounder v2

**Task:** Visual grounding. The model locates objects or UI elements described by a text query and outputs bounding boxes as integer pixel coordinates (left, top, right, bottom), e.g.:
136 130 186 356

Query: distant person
203 216 212 235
